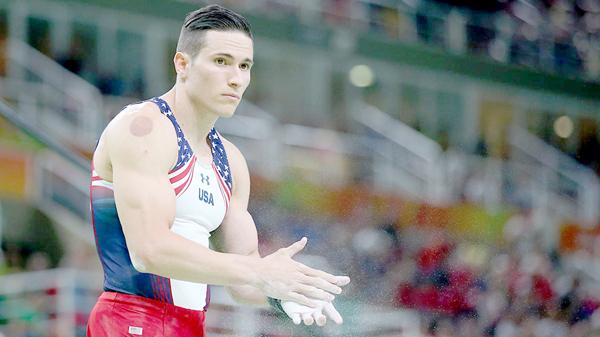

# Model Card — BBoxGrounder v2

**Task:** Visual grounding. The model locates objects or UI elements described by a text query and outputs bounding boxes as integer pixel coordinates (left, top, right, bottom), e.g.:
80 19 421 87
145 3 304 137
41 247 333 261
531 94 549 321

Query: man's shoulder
101 101 178 150
102 101 178 171
106 101 172 135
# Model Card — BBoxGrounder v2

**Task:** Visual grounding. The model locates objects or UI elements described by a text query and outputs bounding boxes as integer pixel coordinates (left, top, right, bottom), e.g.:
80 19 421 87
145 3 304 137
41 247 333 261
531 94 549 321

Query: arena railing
350 102 447 203
5 38 104 150
0 100 93 245
219 100 446 201
441 128 600 229
444 150 576 221
0 268 417 337
218 104 380 189
508 126 600 225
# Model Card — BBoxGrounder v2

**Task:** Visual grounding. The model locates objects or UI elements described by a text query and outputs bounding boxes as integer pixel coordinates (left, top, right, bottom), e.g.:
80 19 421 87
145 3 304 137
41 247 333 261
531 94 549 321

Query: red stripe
154 276 165 302
150 277 158 301
212 165 231 209
212 163 231 199
156 276 164 302
212 173 231 207
163 278 171 303
174 165 195 196
162 278 170 303
160 277 168 302
166 278 173 304
177 166 195 196
217 183 228 209
169 156 196 184
89 181 101 260
218 174 231 201
91 176 102 181
90 185 113 192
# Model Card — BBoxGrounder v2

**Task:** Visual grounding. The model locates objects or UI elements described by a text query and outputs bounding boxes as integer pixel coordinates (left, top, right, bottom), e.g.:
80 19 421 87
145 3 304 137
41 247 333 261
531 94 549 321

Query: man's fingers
282 237 307 257
314 311 327 326
323 302 343 324
290 313 301 325
299 274 343 295
301 266 350 289
295 283 335 302
335 276 351 286
301 312 314 326
286 293 318 308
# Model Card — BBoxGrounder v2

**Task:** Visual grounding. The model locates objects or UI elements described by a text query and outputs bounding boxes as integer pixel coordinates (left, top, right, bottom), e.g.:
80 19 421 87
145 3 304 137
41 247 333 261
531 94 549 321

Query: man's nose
228 78 239 88
228 69 242 88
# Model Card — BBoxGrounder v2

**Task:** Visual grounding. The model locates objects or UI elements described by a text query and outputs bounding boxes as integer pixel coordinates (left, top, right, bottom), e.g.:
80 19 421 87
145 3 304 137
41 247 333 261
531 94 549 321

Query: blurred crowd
2 180 600 336
251 193 600 337
6 0 596 101
500 0 600 78
0 245 61 337
216 0 600 80
414 0 600 78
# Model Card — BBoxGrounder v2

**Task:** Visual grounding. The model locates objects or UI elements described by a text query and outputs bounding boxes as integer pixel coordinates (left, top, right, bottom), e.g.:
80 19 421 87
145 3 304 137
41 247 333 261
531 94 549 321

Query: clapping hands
281 300 343 326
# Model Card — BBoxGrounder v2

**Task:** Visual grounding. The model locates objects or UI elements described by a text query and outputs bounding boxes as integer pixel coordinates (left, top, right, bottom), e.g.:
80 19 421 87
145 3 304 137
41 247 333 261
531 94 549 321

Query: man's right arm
105 106 343 306
107 109 259 287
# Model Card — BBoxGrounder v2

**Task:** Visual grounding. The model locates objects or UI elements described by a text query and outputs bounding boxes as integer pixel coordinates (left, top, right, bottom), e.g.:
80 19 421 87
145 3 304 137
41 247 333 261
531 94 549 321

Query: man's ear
174 52 190 80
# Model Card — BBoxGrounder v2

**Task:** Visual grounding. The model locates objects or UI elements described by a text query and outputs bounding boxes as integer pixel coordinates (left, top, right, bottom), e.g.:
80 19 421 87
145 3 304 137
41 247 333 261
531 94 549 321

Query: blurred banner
0 148 30 199
0 116 38 200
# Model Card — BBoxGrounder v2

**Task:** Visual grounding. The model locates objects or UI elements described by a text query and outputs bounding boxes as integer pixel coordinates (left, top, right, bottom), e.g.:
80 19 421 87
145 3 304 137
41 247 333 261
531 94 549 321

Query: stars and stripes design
91 170 113 190
152 97 233 204
168 155 197 197
208 128 233 208
89 98 232 310
151 97 193 172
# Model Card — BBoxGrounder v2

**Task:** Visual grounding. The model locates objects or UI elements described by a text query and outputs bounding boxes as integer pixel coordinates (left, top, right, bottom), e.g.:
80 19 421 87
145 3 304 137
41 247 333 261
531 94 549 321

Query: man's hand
281 300 344 326
256 237 350 307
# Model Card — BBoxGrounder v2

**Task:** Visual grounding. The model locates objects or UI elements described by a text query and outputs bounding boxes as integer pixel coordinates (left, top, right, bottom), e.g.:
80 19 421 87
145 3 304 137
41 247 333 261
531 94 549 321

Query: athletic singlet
90 97 233 310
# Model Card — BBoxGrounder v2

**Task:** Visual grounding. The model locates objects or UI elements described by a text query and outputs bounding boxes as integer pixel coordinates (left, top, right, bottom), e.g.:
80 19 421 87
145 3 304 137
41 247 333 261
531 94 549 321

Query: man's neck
163 87 218 154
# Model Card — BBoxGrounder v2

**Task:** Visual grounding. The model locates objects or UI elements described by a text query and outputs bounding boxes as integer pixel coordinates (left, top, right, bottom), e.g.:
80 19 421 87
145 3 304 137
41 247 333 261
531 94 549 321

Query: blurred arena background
1 0 600 336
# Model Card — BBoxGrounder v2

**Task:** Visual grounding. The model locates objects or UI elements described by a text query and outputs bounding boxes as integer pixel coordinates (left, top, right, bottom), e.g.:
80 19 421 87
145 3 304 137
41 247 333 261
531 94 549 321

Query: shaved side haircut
176 4 253 58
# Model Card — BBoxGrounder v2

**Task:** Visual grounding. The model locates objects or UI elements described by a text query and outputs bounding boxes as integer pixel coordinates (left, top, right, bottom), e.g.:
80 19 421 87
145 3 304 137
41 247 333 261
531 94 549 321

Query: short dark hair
176 4 253 58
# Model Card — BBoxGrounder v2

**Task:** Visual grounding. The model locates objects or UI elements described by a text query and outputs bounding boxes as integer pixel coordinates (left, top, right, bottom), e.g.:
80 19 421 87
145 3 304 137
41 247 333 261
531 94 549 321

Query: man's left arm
211 139 345 326
210 140 267 305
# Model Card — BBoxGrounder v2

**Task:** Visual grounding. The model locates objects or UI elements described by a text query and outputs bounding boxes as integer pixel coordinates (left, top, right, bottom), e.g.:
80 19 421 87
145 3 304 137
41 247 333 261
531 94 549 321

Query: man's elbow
227 287 248 304
129 245 159 274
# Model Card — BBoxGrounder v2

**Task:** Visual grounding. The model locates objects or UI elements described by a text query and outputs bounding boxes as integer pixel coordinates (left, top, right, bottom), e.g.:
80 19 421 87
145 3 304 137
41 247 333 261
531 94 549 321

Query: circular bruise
129 115 153 137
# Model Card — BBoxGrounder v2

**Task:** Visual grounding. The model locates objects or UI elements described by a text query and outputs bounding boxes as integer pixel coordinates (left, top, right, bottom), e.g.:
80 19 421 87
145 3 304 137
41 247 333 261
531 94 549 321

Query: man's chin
216 108 236 118
212 101 240 118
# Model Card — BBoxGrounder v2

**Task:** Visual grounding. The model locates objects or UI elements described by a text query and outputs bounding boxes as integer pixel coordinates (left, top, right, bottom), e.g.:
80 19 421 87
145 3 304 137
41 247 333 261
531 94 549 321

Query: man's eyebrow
213 53 253 64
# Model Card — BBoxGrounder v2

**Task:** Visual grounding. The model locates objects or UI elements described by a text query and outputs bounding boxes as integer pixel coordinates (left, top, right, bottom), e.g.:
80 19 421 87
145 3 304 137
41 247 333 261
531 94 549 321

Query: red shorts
87 291 206 337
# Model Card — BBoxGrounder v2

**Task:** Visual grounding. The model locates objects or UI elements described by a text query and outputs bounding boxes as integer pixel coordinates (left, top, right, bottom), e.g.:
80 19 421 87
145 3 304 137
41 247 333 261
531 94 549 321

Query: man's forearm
226 285 268 306
135 230 261 287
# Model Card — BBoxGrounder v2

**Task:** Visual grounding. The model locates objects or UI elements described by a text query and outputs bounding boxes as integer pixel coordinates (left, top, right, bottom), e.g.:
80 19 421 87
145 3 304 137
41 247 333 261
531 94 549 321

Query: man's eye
215 58 226 65
240 63 250 70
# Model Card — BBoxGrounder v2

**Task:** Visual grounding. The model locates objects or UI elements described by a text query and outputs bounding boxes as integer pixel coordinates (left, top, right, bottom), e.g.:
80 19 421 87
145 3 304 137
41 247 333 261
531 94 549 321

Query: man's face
181 30 253 118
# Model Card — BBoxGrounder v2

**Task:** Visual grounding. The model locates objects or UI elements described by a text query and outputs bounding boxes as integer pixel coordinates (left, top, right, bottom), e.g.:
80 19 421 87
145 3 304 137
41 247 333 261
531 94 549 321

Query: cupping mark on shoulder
129 115 154 137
